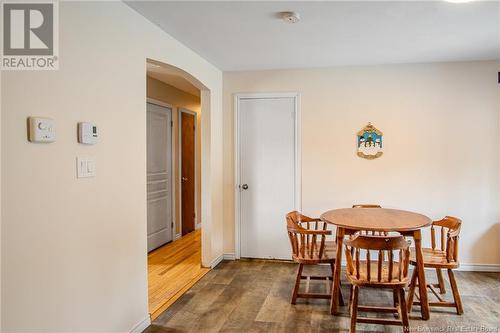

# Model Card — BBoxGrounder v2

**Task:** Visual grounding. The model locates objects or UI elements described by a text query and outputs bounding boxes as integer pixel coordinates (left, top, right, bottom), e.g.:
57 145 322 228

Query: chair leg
398 288 410 332
291 264 303 304
339 282 345 306
447 269 464 315
407 268 418 313
331 262 345 306
348 285 354 314
350 286 359 333
436 268 446 294
392 289 399 319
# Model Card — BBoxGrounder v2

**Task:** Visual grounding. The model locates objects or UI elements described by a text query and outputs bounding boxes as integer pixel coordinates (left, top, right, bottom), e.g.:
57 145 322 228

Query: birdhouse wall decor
357 123 383 160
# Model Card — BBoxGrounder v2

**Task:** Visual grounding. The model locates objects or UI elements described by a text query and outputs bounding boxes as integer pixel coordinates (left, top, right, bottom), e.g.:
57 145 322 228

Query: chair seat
346 261 409 287
292 240 337 264
410 248 459 269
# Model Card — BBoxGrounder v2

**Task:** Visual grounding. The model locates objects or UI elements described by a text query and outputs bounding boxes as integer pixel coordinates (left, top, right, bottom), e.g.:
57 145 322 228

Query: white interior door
238 96 297 259
147 102 173 252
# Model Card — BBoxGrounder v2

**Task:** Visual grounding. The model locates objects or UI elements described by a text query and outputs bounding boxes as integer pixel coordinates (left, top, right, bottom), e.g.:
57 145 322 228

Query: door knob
182 177 188 183
241 184 249 190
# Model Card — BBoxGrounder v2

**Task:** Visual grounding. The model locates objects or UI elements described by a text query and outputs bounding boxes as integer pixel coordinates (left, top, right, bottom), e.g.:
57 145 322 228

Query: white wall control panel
28 117 56 142
78 122 98 144
77 156 96 178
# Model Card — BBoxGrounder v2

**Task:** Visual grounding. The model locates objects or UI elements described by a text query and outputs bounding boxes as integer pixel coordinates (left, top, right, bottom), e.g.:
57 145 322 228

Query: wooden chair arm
297 218 322 224
287 228 332 235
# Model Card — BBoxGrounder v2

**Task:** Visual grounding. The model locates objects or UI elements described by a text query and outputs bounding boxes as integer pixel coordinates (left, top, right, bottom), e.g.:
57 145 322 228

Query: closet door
238 97 296 259
147 102 173 251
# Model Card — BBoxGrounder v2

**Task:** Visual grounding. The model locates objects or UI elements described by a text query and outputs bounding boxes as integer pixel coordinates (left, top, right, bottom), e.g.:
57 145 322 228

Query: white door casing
235 93 301 260
147 102 173 252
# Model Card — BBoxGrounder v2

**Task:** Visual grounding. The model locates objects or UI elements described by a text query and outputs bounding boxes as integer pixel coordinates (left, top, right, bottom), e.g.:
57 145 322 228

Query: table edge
320 209 433 231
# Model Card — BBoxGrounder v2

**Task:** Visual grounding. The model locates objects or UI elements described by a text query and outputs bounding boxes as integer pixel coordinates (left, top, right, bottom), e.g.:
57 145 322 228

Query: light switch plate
28 117 56 142
77 156 96 178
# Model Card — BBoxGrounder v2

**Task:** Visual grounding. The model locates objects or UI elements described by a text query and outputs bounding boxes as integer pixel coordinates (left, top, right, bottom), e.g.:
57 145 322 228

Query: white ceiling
147 62 200 96
128 1 500 71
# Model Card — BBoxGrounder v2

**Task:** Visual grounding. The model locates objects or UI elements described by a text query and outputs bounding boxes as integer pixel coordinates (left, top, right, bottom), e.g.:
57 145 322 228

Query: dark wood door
181 112 196 236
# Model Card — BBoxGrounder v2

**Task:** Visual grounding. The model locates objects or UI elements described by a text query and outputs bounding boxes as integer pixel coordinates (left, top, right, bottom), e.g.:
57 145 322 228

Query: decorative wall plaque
357 123 383 160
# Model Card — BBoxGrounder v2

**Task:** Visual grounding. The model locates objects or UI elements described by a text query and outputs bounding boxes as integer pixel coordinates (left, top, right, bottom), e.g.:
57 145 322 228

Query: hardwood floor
148 229 209 320
144 260 500 333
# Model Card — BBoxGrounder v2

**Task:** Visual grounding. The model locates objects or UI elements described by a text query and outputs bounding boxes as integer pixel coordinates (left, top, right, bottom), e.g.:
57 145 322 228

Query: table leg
330 227 344 315
413 229 430 320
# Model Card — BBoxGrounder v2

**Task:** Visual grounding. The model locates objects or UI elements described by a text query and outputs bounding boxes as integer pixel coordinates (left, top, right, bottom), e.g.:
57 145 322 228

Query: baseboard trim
220 255 499 272
174 233 182 241
339 261 499 272
130 316 151 333
339 262 499 272
456 264 500 272
210 254 224 268
223 253 236 260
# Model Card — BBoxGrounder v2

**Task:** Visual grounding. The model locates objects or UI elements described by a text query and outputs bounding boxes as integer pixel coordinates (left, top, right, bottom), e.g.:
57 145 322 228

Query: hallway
148 230 209 319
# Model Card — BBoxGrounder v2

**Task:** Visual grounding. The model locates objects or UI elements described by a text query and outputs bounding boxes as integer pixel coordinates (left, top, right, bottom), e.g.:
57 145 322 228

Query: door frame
178 108 198 238
233 92 302 259
147 98 176 244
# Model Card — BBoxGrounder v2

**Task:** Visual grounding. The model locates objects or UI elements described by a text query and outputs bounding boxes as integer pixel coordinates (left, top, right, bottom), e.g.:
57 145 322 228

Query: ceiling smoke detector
281 12 300 24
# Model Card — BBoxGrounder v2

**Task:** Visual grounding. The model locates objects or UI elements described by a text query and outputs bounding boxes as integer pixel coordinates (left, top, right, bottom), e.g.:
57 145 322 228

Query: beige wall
147 76 202 236
147 76 201 112
223 61 500 266
0 68 2 331
1 2 223 332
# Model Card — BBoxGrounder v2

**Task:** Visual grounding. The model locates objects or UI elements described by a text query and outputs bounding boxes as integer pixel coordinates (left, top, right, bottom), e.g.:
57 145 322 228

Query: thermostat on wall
78 122 98 144
28 117 56 143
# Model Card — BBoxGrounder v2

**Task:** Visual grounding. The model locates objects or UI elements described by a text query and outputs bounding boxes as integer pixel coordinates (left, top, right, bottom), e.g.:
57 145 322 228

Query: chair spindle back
345 235 411 283
286 211 331 261
430 216 462 263
352 204 382 209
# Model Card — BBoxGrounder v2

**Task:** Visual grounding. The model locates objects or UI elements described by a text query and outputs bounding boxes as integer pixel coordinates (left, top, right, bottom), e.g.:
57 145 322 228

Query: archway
145 59 212 319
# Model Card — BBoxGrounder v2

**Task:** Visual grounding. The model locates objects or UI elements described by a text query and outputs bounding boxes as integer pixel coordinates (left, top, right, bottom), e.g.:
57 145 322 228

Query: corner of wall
0 65 3 333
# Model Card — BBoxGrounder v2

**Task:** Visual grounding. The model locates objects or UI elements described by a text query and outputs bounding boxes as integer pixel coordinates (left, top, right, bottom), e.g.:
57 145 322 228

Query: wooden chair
352 204 382 209
407 216 463 315
352 205 386 236
286 211 344 306
345 234 412 333
352 204 403 310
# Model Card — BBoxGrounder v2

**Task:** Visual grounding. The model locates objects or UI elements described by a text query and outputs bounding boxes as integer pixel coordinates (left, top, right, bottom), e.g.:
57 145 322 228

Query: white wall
0 68 2 331
1 2 223 332
223 61 500 267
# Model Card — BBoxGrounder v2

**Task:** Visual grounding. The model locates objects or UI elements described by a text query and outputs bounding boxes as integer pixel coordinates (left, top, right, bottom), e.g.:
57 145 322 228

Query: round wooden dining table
320 208 432 320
